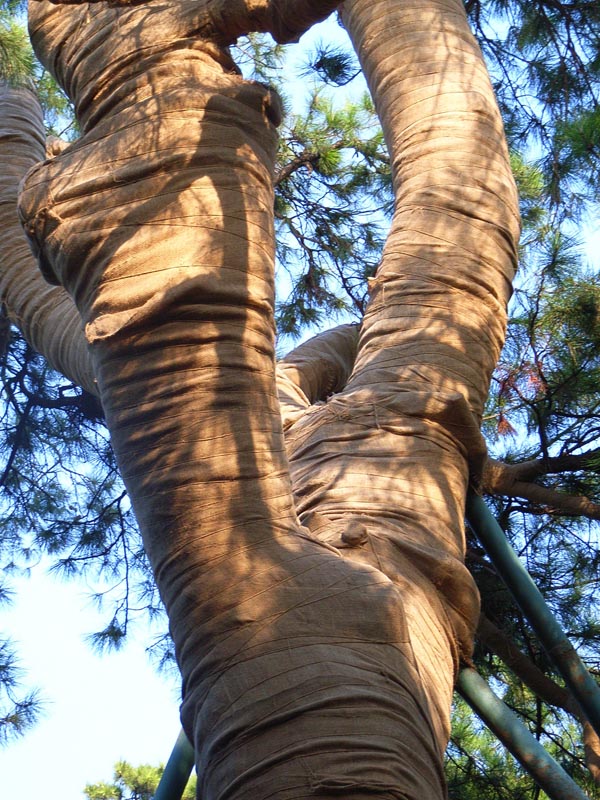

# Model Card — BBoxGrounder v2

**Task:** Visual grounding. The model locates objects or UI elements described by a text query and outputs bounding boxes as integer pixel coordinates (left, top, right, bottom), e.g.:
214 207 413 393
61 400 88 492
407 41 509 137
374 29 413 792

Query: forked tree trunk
13 0 519 797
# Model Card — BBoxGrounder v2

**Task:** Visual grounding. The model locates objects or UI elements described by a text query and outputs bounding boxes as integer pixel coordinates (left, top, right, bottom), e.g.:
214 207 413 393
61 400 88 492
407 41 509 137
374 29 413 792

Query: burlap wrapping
0 85 95 393
14 0 519 797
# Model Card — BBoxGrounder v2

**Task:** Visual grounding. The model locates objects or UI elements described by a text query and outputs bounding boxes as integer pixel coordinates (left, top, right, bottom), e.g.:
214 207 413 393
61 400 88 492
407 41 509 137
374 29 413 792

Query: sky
0 570 183 798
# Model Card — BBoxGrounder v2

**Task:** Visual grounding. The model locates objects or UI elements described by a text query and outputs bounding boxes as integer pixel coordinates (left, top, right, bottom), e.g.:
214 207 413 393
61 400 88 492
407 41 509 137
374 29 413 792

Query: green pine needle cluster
84 760 196 800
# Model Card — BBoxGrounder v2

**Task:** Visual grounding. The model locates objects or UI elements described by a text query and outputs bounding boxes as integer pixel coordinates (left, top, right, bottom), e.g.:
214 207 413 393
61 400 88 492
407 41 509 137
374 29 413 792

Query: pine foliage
84 759 196 800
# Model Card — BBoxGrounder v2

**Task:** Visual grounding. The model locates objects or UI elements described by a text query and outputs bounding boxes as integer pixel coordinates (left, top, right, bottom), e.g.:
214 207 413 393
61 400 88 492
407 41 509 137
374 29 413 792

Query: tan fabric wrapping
27 0 341 45
0 85 95 393
285 0 520 749
15 0 519 796
18 2 453 797
276 323 359 428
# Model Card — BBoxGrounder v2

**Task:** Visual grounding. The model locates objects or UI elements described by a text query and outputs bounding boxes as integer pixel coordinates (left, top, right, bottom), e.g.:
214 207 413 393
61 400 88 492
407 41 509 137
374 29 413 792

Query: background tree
84 759 196 800
461 5 600 789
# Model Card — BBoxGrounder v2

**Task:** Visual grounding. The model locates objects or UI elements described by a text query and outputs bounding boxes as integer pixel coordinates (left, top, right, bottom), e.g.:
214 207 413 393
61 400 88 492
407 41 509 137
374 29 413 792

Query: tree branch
29 0 342 45
488 452 600 483
276 323 359 428
509 482 600 519
274 150 321 187
478 615 576 713
483 456 600 519
214 0 345 43
0 85 97 396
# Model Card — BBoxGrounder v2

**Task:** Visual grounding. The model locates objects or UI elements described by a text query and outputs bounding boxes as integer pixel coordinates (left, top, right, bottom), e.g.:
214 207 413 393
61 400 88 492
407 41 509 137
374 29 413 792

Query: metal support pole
457 668 590 800
466 491 600 736
154 728 195 800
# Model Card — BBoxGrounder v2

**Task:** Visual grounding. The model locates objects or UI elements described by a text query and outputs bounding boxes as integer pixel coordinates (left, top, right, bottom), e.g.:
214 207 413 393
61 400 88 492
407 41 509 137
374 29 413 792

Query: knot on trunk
299 510 369 549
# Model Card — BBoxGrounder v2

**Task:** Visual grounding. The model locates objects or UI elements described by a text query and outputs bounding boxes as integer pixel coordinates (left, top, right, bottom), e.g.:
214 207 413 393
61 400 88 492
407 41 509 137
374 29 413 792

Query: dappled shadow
18 1 449 797
16 0 520 796
283 0 521 751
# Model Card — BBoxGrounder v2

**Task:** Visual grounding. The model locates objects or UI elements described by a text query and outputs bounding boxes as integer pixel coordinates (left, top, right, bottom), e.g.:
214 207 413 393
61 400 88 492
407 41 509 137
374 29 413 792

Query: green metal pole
466 491 600 736
154 728 195 800
458 668 590 800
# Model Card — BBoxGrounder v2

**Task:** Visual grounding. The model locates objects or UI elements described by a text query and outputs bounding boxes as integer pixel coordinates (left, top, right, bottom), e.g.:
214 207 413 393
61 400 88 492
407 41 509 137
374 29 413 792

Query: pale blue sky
0 570 182 797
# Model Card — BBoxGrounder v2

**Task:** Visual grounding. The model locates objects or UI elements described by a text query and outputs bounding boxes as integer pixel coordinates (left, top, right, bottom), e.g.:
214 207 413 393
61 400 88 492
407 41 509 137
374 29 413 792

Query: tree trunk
13 0 519 797
286 0 520 749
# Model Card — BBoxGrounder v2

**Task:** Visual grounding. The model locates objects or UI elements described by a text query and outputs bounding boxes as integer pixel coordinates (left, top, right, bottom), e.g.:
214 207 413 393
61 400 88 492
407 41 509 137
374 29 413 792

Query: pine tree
0 0 599 794
84 759 196 800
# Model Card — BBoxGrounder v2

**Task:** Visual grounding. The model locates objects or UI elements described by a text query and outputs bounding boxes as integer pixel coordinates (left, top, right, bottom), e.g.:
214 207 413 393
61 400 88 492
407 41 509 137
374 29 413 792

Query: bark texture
483 455 600 519
15 0 519 797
